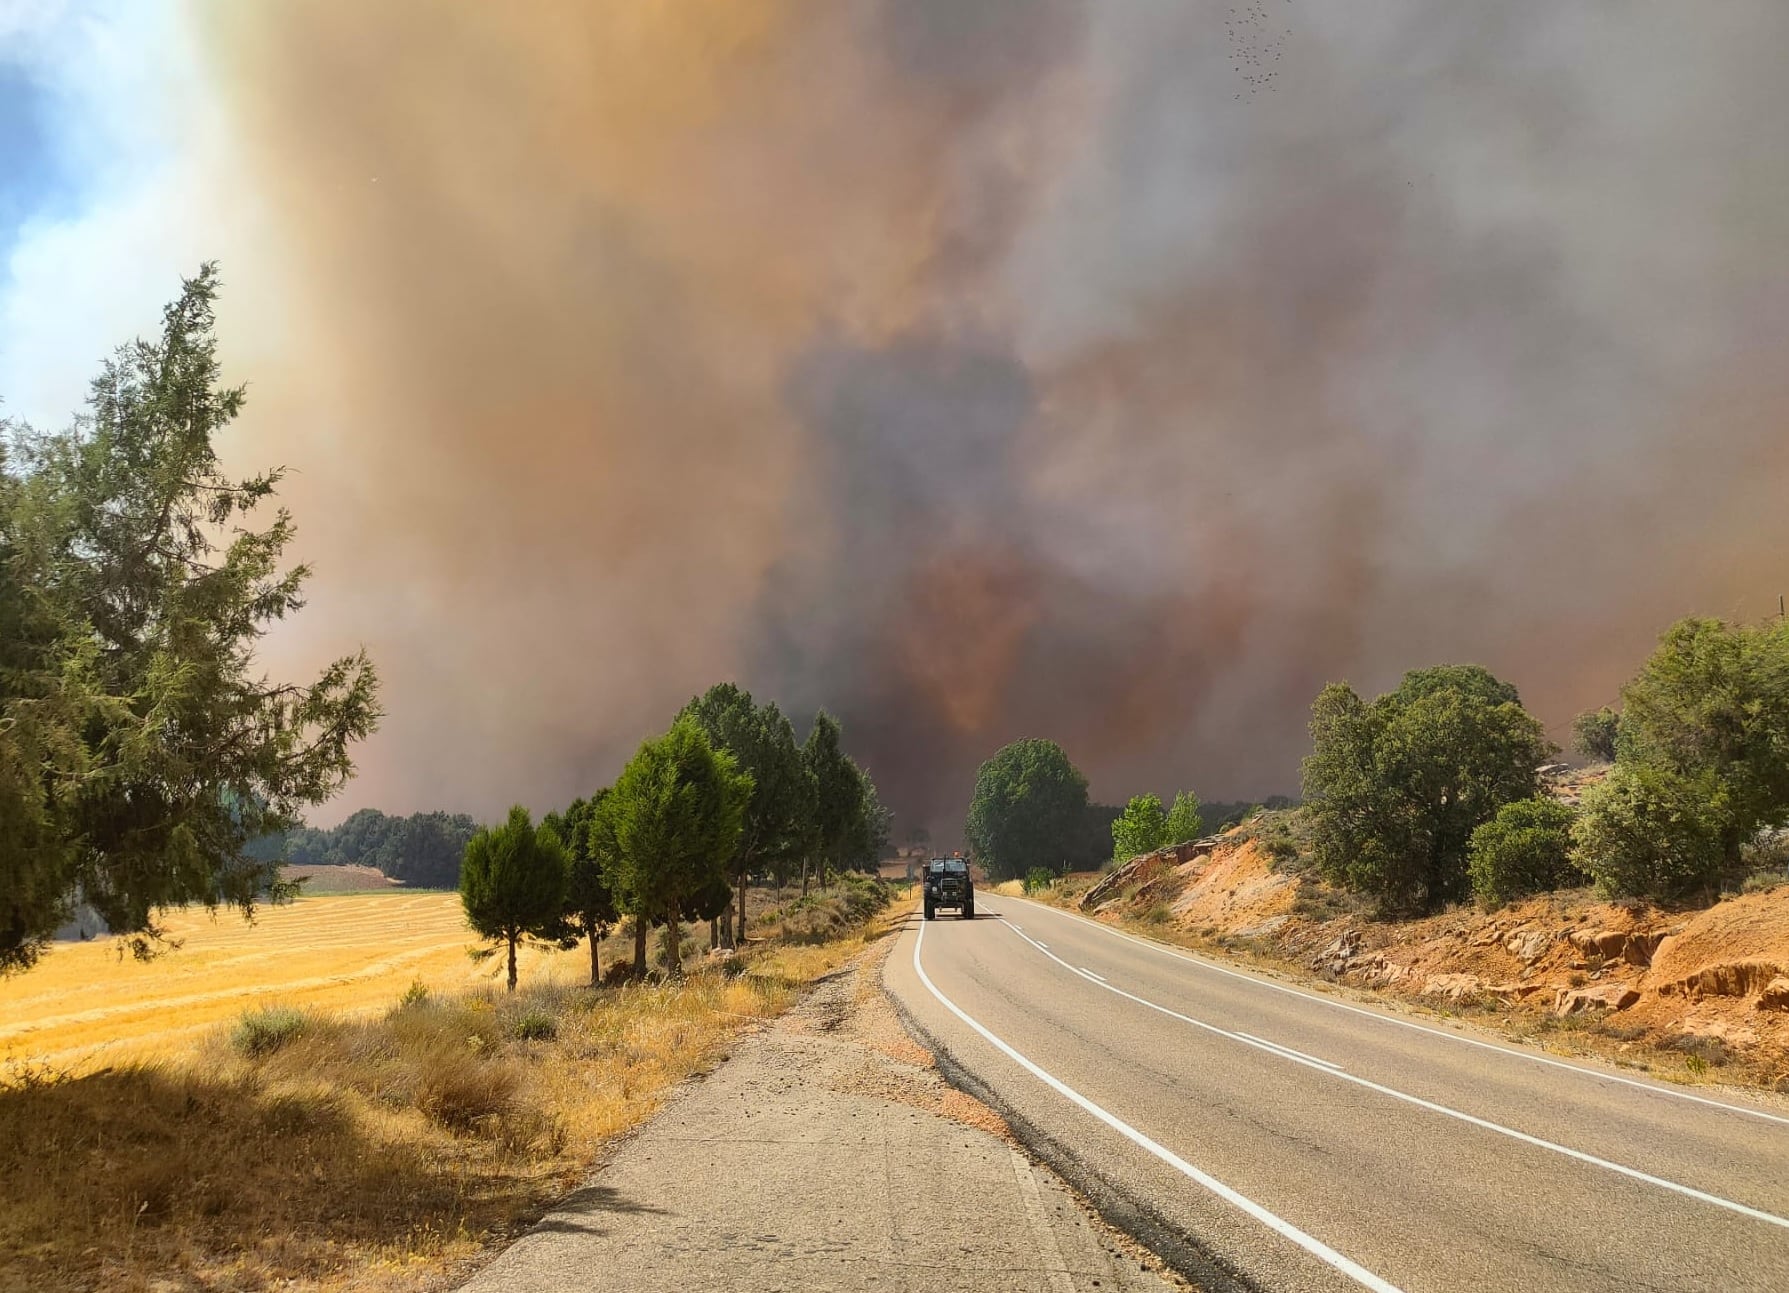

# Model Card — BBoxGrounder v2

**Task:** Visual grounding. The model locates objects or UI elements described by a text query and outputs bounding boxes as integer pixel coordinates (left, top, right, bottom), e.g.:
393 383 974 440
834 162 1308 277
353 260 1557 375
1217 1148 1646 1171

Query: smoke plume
191 1 1789 835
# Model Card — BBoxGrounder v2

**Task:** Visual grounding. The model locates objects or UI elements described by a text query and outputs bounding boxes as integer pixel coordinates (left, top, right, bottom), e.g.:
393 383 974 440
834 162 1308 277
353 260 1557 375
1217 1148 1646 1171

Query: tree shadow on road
524 1184 670 1237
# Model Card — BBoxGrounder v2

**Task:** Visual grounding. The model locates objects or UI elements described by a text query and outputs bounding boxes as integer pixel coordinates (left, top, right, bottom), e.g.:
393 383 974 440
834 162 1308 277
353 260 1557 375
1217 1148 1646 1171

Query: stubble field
0 892 600 1075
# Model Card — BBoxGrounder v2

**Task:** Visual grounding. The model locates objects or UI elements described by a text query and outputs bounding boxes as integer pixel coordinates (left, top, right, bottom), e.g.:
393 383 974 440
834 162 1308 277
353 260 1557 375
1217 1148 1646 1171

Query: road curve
882 893 1789 1293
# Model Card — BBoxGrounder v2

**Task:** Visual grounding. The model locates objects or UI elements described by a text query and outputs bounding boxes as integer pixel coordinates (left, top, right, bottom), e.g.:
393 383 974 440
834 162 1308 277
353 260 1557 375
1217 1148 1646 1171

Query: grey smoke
197 1 1789 836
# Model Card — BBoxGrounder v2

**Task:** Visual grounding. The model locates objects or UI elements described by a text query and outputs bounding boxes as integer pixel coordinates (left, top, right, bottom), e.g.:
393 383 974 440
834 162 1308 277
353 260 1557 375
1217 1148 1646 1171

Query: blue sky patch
0 60 77 262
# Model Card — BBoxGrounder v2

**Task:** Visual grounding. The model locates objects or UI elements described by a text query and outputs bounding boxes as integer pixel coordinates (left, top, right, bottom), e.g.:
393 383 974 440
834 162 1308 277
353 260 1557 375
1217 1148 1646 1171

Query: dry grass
0 882 908 1293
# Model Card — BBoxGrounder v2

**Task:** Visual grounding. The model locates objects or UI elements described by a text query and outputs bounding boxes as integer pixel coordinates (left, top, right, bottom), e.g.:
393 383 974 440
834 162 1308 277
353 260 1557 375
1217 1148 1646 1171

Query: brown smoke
193 1 1789 835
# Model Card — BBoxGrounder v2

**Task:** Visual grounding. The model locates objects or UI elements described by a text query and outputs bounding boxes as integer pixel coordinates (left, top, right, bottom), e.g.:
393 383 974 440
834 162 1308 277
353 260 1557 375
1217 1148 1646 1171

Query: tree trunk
732 865 748 948
709 916 719 951
801 857 810 897
588 926 600 986
506 931 519 993
664 904 683 977
633 917 648 977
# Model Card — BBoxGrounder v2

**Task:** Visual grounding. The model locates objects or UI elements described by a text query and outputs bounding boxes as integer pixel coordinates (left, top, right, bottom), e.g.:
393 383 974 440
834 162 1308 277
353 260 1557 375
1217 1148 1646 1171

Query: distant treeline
249 810 477 890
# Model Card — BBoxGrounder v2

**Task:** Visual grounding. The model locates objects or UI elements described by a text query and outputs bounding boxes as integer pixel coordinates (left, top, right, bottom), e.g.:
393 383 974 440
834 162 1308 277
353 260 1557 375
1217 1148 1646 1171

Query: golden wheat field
0 892 606 1073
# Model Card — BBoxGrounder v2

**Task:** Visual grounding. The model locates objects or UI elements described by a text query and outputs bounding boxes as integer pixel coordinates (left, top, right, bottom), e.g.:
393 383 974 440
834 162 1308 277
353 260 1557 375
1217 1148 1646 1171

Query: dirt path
456 913 1186 1292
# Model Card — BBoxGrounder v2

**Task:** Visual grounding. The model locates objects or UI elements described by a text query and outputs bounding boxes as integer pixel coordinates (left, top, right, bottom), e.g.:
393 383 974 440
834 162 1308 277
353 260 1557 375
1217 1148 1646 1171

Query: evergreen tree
0 265 379 973
602 719 751 977
460 806 569 991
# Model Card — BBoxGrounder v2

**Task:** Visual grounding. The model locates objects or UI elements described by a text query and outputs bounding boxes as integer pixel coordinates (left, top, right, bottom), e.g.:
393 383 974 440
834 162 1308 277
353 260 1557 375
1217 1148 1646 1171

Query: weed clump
512 1010 558 1042
231 1007 308 1058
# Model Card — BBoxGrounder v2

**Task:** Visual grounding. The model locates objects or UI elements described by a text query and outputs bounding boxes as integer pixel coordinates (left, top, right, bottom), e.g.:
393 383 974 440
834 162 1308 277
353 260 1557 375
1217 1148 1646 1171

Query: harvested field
1 892 584 1075
0 882 907 1293
2 880 877 1076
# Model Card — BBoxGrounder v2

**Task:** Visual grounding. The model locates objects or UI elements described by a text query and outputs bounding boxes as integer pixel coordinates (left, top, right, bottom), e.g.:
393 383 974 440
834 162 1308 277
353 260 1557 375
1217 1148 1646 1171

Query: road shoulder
458 913 1185 1292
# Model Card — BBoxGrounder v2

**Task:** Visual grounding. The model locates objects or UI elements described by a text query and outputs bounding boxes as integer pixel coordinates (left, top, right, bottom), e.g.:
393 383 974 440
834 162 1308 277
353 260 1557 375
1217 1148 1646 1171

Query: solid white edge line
1001 894 1789 1128
989 904 1789 1233
912 917 1405 1293
1078 967 1110 983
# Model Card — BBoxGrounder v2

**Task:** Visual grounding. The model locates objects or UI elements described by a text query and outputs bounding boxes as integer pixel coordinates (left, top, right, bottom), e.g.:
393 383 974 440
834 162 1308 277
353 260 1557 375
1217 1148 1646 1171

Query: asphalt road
883 893 1789 1293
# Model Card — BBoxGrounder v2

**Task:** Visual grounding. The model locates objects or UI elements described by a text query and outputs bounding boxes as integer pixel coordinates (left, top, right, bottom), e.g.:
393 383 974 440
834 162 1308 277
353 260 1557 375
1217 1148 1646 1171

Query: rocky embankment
1074 828 1789 1089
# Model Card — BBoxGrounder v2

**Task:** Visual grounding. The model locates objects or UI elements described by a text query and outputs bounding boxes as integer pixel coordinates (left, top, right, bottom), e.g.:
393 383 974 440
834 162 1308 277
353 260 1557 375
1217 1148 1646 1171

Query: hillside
1052 821 1789 1090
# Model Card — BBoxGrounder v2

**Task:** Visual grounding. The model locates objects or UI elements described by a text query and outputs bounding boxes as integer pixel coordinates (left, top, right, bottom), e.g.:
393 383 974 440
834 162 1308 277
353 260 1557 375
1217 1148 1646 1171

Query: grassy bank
0 879 910 1293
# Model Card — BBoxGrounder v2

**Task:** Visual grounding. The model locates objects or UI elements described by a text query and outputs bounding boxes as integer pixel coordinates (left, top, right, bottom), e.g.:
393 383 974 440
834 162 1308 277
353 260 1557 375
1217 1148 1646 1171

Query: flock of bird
1226 0 1292 99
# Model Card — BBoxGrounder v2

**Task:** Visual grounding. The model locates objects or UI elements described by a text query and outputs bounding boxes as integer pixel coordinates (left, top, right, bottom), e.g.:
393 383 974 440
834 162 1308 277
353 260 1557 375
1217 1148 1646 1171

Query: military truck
923 857 974 920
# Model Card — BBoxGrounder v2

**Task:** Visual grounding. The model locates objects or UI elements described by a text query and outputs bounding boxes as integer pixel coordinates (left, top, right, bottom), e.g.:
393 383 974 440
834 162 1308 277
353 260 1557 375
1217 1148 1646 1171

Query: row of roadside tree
961 613 1789 918
460 683 889 990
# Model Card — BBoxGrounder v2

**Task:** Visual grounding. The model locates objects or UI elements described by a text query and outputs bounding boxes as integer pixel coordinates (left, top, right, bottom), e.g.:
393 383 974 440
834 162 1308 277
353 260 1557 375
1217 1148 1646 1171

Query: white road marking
991 908 1789 1233
1002 894 1789 1129
1077 967 1109 983
1236 1031 1344 1071
913 919 1405 1293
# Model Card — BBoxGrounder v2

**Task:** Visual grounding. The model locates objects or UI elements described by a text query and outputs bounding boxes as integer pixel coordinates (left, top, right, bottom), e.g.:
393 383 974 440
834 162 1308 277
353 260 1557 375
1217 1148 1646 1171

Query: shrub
1022 867 1056 895
232 1006 309 1058
398 980 431 1008
1468 798 1580 906
1572 762 1726 902
512 1010 558 1042
836 872 891 923
1571 707 1622 761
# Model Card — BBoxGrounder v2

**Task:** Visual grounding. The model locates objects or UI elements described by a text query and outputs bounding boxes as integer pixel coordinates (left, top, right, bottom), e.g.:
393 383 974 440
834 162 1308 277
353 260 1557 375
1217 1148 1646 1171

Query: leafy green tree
545 794 620 985
1302 665 1553 915
965 739 1090 882
460 806 570 991
603 718 752 977
1164 791 1205 846
802 711 858 894
1608 617 1789 877
1468 797 1581 907
1111 794 1168 863
1572 762 1727 902
1571 707 1622 762
679 683 810 947
0 265 379 973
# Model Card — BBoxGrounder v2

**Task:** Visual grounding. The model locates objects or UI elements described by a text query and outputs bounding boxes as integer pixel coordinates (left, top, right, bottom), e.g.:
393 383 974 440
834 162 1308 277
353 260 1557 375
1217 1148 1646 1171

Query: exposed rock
1759 977 1789 1012
1421 973 1484 1002
1504 929 1553 963
1566 928 1670 967
1554 983 1640 1015
1080 834 1226 911
1356 958 1408 989
1233 914 1290 939
1656 959 1788 999
1311 929 1362 977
